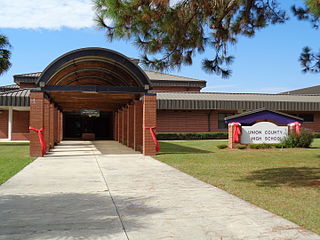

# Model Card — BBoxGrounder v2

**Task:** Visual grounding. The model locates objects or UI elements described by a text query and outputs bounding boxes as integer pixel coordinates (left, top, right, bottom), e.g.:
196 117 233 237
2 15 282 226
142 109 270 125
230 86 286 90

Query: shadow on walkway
239 167 320 188
0 192 162 239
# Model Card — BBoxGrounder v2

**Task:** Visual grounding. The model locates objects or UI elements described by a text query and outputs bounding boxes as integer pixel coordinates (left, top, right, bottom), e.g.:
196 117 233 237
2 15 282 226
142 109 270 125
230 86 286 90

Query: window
292 113 314 122
298 114 314 122
218 113 233 129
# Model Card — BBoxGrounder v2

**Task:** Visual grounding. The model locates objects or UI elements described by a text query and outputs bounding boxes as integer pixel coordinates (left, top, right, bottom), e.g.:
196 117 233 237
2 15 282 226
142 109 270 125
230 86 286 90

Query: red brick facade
157 110 237 133
12 110 29 140
285 111 320 132
0 110 8 138
143 94 157 155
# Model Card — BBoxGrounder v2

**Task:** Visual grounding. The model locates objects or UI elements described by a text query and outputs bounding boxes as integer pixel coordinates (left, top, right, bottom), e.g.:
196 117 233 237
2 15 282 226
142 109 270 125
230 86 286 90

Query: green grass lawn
156 139 320 234
0 143 35 185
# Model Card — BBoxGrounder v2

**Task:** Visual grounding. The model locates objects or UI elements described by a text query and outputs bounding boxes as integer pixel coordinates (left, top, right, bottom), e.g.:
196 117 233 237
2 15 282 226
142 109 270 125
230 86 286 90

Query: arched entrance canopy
37 47 151 92
37 47 151 111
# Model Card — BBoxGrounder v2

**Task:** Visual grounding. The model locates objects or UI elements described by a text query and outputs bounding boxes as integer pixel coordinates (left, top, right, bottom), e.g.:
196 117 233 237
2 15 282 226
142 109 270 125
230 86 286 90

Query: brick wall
157 110 235 132
12 110 30 140
158 109 320 133
285 111 320 132
18 83 37 89
0 110 8 138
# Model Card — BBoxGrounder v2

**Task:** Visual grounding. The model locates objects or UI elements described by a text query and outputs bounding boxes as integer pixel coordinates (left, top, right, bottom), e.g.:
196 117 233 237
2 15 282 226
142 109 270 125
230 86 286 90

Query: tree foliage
292 0 320 73
94 0 286 78
0 35 11 76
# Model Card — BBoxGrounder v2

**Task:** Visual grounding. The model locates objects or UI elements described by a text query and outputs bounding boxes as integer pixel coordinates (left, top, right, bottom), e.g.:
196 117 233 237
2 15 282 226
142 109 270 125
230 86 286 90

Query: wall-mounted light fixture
0 110 3 114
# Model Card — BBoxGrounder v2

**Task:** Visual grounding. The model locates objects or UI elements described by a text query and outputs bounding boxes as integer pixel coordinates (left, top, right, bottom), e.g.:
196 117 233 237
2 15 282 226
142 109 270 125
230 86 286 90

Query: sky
0 0 319 93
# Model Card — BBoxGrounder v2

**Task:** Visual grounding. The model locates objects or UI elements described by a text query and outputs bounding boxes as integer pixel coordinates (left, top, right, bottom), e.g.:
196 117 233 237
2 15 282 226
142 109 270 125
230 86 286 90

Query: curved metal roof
37 47 151 88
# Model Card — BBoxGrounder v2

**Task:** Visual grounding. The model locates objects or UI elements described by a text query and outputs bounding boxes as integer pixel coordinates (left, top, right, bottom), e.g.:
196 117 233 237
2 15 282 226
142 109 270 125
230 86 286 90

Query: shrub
236 145 247 150
273 143 285 149
217 144 228 149
157 132 228 140
313 132 320 138
297 130 314 148
249 144 272 149
282 130 314 148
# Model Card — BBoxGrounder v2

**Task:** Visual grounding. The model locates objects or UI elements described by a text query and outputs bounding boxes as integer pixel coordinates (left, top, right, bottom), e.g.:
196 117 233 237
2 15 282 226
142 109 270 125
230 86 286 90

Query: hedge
156 132 228 140
156 131 320 140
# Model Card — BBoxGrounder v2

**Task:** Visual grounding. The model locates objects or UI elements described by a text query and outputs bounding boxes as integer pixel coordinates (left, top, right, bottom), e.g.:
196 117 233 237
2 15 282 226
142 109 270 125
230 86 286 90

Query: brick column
122 107 128 145
29 92 45 157
57 110 62 143
49 103 55 148
43 97 50 152
114 112 118 141
127 104 134 148
54 107 58 144
134 100 143 152
118 110 123 143
228 123 235 149
60 111 63 142
143 94 157 156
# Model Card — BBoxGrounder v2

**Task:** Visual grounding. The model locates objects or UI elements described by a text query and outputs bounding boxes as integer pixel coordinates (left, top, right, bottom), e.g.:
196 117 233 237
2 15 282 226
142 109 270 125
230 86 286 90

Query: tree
94 0 287 78
0 35 11 76
292 0 320 73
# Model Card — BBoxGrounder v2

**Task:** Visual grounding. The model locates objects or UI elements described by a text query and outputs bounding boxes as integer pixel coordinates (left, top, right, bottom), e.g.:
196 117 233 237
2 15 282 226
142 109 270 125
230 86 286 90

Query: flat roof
156 92 320 111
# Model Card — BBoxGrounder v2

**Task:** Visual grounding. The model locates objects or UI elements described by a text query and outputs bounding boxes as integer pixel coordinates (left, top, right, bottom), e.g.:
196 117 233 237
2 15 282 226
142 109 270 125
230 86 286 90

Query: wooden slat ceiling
49 92 140 111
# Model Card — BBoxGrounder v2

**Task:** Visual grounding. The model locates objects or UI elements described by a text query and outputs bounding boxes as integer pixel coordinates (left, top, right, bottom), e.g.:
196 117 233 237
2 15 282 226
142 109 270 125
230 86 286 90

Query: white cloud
0 0 96 29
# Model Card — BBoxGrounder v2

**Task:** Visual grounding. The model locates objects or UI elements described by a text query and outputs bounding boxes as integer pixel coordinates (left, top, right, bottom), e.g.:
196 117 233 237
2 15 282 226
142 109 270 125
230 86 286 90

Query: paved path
0 141 319 240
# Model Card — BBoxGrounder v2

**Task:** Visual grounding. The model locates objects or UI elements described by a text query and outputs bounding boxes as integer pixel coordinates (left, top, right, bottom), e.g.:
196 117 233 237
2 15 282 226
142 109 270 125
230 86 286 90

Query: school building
0 48 319 156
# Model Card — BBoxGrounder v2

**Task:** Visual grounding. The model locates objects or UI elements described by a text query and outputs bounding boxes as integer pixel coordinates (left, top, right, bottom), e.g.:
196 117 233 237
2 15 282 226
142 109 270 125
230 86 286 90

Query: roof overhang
224 108 303 124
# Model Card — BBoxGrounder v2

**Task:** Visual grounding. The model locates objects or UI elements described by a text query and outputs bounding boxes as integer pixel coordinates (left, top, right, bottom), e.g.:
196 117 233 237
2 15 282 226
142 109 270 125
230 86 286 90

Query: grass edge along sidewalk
155 139 320 235
0 142 35 185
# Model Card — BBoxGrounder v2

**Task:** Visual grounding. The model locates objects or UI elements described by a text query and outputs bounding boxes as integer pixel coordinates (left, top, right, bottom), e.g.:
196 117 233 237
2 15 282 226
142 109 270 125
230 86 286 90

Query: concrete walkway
0 141 319 240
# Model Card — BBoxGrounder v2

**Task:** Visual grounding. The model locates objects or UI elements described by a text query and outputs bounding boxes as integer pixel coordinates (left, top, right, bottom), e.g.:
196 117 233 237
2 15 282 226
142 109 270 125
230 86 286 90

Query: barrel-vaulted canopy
37 47 151 90
37 48 151 111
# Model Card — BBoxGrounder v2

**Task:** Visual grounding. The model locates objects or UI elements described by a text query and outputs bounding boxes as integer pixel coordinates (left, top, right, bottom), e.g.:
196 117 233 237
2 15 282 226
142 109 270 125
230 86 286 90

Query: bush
236 145 247 150
157 132 228 140
313 132 320 138
217 144 228 149
249 144 272 149
273 143 285 149
282 130 314 148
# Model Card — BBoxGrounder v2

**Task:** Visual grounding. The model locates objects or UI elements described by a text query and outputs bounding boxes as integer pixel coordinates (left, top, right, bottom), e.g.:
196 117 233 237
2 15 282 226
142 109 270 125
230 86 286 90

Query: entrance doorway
63 111 113 140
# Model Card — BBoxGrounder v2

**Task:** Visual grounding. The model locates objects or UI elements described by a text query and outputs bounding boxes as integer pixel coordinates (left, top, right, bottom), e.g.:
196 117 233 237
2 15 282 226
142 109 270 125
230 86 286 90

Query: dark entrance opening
63 111 113 140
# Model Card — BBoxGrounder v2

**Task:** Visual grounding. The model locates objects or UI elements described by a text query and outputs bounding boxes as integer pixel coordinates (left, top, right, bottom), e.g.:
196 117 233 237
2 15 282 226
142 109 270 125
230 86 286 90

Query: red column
122 107 128 145
29 92 45 157
57 110 62 143
49 103 55 148
118 110 123 143
60 111 63 142
143 94 157 156
114 112 118 141
54 107 58 144
127 104 134 148
43 97 50 152
134 100 143 152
